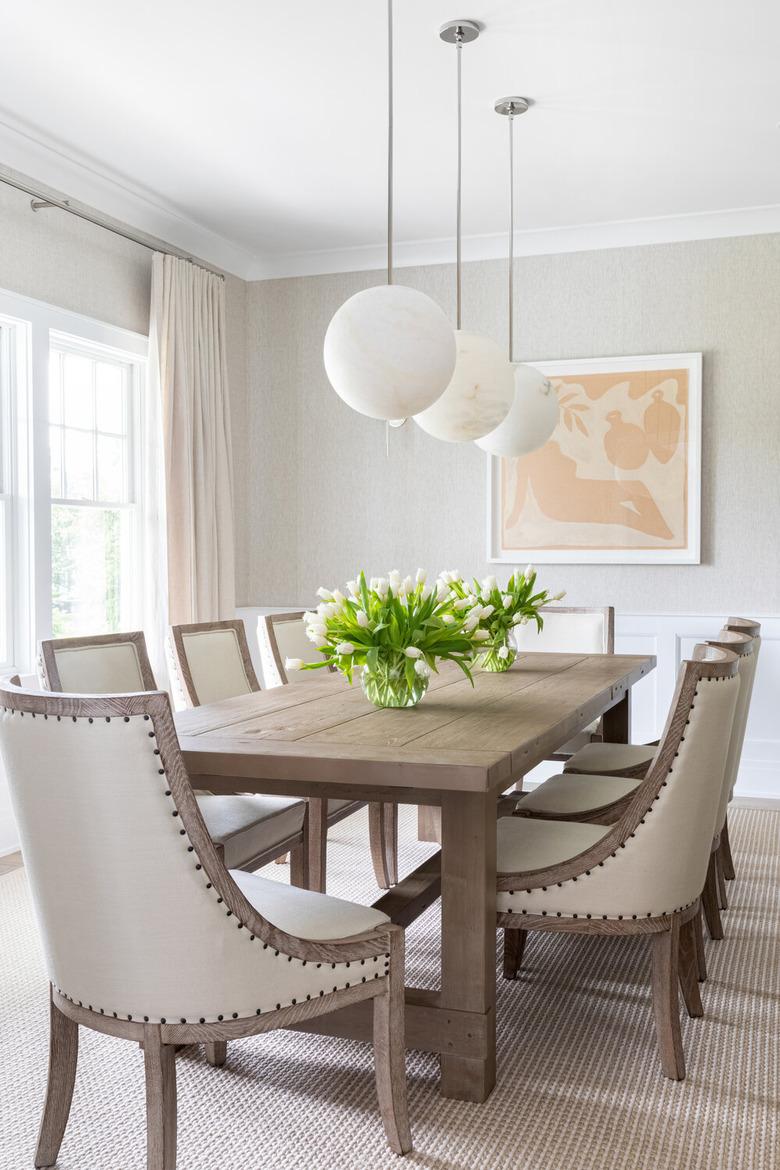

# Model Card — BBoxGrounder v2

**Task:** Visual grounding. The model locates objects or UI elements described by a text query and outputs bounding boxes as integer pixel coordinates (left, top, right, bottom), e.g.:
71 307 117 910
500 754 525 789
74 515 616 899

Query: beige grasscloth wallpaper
2 172 778 617
241 234 780 614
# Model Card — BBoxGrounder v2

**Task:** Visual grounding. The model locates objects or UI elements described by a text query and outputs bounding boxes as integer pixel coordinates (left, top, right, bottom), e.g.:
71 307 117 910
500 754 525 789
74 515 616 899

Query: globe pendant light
323 1 456 422
414 20 514 443
477 98 558 457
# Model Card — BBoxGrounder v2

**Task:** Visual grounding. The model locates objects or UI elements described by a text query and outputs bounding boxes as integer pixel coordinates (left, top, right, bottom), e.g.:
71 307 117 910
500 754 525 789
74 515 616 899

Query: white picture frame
487 352 702 565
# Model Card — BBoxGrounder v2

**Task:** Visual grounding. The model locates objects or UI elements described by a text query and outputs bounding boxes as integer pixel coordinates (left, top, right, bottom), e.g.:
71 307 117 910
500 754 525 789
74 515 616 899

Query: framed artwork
487 352 702 564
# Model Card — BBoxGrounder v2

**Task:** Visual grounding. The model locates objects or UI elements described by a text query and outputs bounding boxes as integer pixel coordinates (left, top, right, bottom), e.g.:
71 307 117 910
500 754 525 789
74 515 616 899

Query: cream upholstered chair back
263 611 333 685
39 631 157 693
513 606 614 655
0 681 390 1025
705 630 757 829
169 620 260 707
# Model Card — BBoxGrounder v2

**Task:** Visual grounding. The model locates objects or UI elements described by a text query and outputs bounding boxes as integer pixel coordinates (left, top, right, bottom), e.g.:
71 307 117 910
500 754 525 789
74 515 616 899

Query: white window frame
0 288 148 673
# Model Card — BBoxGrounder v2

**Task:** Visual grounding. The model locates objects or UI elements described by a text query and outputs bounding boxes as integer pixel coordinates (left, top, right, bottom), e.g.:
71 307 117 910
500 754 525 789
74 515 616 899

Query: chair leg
205 1041 227 1067
678 916 704 1018
503 928 527 980
369 802 398 889
289 844 306 889
720 815 736 881
650 917 685 1080
702 853 724 940
143 1026 177 1170
715 851 728 911
372 931 412 1155
693 904 707 982
35 993 78 1169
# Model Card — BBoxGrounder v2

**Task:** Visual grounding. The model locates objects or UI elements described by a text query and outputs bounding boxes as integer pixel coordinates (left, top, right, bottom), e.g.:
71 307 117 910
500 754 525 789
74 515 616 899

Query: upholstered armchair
0 680 412 1168
259 611 399 891
496 645 741 1081
39 631 310 886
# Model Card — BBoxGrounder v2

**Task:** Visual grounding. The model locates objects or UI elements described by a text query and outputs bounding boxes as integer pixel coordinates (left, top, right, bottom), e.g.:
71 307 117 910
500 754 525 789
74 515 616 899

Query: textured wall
0 179 250 599
244 234 780 613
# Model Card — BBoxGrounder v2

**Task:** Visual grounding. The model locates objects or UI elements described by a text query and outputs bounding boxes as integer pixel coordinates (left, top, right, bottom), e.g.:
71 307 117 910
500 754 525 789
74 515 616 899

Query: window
0 289 148 672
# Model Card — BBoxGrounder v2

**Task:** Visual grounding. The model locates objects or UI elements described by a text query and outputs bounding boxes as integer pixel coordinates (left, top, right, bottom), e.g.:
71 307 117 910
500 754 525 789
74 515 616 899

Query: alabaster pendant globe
476 363 558 457
413 330 515 442
323 284 456 421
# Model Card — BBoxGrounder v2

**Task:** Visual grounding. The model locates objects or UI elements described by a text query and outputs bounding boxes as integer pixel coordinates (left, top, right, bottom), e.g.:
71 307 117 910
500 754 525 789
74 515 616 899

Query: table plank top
177 651 655 797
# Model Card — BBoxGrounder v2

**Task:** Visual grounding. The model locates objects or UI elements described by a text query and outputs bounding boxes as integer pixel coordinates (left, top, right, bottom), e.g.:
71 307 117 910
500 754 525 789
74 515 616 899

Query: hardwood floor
0 852 22 875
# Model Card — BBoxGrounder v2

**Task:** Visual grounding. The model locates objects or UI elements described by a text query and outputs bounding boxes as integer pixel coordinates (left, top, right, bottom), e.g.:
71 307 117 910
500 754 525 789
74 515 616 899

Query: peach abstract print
497 357 701 562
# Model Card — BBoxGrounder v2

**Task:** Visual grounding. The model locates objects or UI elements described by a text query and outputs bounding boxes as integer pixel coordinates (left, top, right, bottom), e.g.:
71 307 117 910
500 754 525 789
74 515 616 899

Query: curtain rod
0 171 225 280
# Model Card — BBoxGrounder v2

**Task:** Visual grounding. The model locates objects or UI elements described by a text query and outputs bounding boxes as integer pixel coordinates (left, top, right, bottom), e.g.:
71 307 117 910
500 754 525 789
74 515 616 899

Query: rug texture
1 805 778 1170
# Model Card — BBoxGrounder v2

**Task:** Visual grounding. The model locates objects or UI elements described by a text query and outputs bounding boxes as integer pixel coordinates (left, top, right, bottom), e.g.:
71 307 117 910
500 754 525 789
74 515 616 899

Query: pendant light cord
456 35 463 330
387 0 394 285
508 110 515 362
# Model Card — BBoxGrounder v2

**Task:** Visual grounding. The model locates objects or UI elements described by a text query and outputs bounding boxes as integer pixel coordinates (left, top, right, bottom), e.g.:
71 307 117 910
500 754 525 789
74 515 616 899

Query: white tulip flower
441 614 455 625
388 569 402 590
332 589 346 607
466 594 479 606
404 646 423 658
450 569 461 580
436 581 450 602
498 645 510 660
402 575 414 593
513 614 529 626
375 577 389 597
420 583 433 601
502 595 513 609
306 626 327 643
355 610 370 628
437 571 451 585
369 577 381 591
285 657 304 671
480 604 495 619
316 587 334 601
551 590 567 601
335 642 355 655
481 575 497 593
464 613 479 632
453 598 470 611
416 568 427 584
524 564 535 579
345 579 358 598
474 629 490 642
303 610 318 624
414 659 430 677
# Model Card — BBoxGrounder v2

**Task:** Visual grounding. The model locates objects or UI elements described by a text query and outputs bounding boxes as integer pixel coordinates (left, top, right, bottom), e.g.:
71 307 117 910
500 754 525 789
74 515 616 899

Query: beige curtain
149 253 236 625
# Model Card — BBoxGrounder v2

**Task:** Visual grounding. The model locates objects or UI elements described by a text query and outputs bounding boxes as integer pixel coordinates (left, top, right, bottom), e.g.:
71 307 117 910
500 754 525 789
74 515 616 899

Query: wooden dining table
176 649 655 1103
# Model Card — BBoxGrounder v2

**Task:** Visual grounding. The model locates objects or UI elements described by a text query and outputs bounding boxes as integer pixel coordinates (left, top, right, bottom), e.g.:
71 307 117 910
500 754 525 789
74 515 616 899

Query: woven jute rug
1 805 778 1170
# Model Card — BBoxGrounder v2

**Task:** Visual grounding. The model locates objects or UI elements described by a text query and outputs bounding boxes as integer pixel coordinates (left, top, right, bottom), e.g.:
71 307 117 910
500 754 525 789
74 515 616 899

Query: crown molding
2 114 779 284
249 203 780 280
0 114 260 279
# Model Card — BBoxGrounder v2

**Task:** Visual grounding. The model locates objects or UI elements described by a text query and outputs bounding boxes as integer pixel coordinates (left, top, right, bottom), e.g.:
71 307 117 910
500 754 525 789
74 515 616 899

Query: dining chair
39 631 310 889
511 629 757 942
261 611 399 891
513 606 615 760
496 644 741 1081
0 679 411 1167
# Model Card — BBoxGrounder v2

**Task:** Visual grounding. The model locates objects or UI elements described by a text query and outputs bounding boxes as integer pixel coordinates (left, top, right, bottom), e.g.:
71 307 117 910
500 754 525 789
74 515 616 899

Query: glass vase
479 631 518 673
360 661 429 708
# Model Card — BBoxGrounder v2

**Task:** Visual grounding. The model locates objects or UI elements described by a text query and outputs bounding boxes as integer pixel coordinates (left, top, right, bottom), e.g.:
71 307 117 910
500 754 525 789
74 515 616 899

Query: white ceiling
2 0 780 279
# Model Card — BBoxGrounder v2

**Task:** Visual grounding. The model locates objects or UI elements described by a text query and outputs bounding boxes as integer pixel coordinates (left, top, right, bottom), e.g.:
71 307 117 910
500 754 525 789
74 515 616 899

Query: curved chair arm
497 646 739 892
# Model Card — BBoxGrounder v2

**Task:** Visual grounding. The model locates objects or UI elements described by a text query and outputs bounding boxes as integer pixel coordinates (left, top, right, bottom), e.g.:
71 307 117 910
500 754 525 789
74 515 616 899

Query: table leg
417 805 441 843
602 690 630 743
306 798 328 893
439 790 496 1102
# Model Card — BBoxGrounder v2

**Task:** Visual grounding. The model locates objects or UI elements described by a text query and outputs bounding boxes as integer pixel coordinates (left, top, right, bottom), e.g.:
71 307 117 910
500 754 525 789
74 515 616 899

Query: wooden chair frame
720 617 762 884
498 645 739 1080
168 619 261 707
262 611 399 891
39 631 157 693
0 680 411 1167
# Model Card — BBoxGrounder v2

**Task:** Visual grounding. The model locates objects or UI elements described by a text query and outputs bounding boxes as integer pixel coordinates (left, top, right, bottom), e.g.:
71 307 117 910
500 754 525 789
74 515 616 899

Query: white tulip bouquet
448 567 565 672
288 570 484 707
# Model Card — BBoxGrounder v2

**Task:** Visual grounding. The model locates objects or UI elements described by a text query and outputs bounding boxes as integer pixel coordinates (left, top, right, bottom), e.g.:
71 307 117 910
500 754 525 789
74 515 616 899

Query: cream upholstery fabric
514 610 607 655
198 795 305 868
270 617 329 683
497 668 740 919
53 642 146 693
563 741 656 776
517 773 641 816
180 628 253 705
0 709 388 1023
232 870 388 940
719 647 757 817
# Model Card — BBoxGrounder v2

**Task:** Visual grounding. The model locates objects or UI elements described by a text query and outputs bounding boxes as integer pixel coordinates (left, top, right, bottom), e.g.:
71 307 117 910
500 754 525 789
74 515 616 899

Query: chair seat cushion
564 741 656 777
197 794 305 869
231 869 390 940
328 798 358 815
498 816 609 876
516 772 642 816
